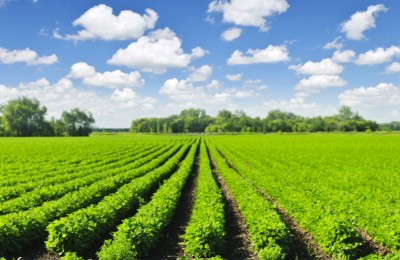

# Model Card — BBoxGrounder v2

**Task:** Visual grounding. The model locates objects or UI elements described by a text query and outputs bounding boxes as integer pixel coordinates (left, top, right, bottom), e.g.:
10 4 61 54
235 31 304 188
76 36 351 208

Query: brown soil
208 148 258 260
143 148 200 259
355 228 391 257
217 148 331 260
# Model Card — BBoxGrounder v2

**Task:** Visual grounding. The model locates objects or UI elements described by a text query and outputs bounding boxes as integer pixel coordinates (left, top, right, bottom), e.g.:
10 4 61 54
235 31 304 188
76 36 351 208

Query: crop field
0 134 399 260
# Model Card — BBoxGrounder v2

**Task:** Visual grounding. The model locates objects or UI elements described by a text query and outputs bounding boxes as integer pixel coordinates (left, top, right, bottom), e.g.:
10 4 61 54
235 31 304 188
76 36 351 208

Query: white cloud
227 44 289 65
111 87 137 102
289 59 343 75
226 73 242 81
188 65 213 82
159 78 204 101
221 27 242 41
18 78 50 89
341 4 388 40
68 62 96 78
208 0 289 31
339 83 400 107
54 4 158 41
84 70 144 88
332 50 356 63
356 46 400 65
206 80 221 90
324 37 343 50
295 75 347 94
0 78 157 127
385 62 400 73
68 62 144 88
0 47 58 66
108 28 207 74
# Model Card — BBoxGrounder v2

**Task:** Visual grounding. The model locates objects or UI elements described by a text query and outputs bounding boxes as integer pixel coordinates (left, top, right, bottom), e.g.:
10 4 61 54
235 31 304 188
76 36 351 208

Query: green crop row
180 139 225 258
208 135 400 258
0 143 145 195
206 141 292 260
213 139 364 258
96 139 199 260
45 142 192 255
0 143 184 256
0 139 131 179
0 144 170 215
0 143 165 208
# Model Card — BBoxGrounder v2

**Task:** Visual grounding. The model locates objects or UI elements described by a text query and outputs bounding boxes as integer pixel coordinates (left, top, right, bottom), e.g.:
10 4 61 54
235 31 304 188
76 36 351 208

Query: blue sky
0 0 399 127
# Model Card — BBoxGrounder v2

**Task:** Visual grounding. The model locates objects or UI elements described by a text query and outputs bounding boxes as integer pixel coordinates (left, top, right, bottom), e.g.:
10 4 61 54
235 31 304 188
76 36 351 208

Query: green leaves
181 139 225 258
207 141 291 260
97 140 199 259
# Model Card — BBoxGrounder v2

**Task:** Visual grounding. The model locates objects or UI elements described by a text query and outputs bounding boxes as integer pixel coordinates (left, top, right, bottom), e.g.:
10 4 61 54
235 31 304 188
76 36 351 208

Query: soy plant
181 139 225 258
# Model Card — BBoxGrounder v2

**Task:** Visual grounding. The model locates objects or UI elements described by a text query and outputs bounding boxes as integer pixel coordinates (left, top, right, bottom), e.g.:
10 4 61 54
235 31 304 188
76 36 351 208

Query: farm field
0 134 399 260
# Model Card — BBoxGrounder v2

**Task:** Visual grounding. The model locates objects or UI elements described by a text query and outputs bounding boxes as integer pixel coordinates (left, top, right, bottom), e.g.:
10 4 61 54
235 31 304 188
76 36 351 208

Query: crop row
0 144 164 203
96 139 199 259
209 135 400 258
214 140 363 258
0 142 185 256
0 139 132 179
206 141 292 260
180 139 225 258
0 144 140 187
45 142 192 255
0 144 172 215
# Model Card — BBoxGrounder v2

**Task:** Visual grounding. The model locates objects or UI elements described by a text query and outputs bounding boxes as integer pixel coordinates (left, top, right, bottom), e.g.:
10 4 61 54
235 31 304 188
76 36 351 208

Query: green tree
338 106 354 121
1 97 49 136
62 108 95 136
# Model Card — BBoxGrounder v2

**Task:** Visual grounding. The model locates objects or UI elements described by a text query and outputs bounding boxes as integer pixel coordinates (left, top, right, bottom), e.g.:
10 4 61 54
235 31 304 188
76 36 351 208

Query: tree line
130 107 397 134
0 97 95 137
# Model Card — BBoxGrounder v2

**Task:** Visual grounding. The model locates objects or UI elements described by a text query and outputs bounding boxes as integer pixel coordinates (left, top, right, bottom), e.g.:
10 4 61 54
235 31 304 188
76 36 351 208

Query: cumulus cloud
68 62 96 78
227 44 289 65
68 62 144 88
0 78 157 127
355 46 400 65
0 47 58 66
289 59 343 75
188 65 213 82
159 73 260 104
385 62 400 73
341 4 388 40
339 83 400 107
54 4 158 41
332 50 356 63
208 0 289 31
324 37 343 50
108 28 207 74
221 27 242 41
295 75 347 94
226 73 242 81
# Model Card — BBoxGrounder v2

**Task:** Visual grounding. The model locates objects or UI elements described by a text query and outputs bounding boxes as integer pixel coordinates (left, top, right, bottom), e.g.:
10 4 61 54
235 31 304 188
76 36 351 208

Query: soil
143 147 200 259
208 148 258 260
217 149 331 260
355 228 392 257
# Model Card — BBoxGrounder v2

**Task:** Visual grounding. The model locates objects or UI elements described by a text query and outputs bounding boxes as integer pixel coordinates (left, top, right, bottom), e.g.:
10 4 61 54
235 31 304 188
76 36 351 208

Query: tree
338 106 354 121
62 108 95 136
1 97 48 136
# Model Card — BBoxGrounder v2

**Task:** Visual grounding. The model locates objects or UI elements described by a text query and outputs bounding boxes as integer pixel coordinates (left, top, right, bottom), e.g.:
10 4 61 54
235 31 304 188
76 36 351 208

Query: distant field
0 134 399 259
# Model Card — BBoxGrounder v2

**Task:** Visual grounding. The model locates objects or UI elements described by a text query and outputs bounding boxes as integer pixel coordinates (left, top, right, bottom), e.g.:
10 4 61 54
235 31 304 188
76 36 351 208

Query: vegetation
181 139 225 258
129 107 382 134
0 97 95 136
97 140 198 259
0 135 399 259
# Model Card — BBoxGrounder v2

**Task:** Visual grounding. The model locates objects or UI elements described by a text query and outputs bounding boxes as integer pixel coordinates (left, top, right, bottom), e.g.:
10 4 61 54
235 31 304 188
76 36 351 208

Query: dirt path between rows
143 147 200 259
208 147 258 260
216 148 330 260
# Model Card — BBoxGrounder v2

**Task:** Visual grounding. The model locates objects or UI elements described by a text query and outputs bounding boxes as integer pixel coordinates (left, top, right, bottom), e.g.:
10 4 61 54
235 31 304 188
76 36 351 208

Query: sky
0 0 400 128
